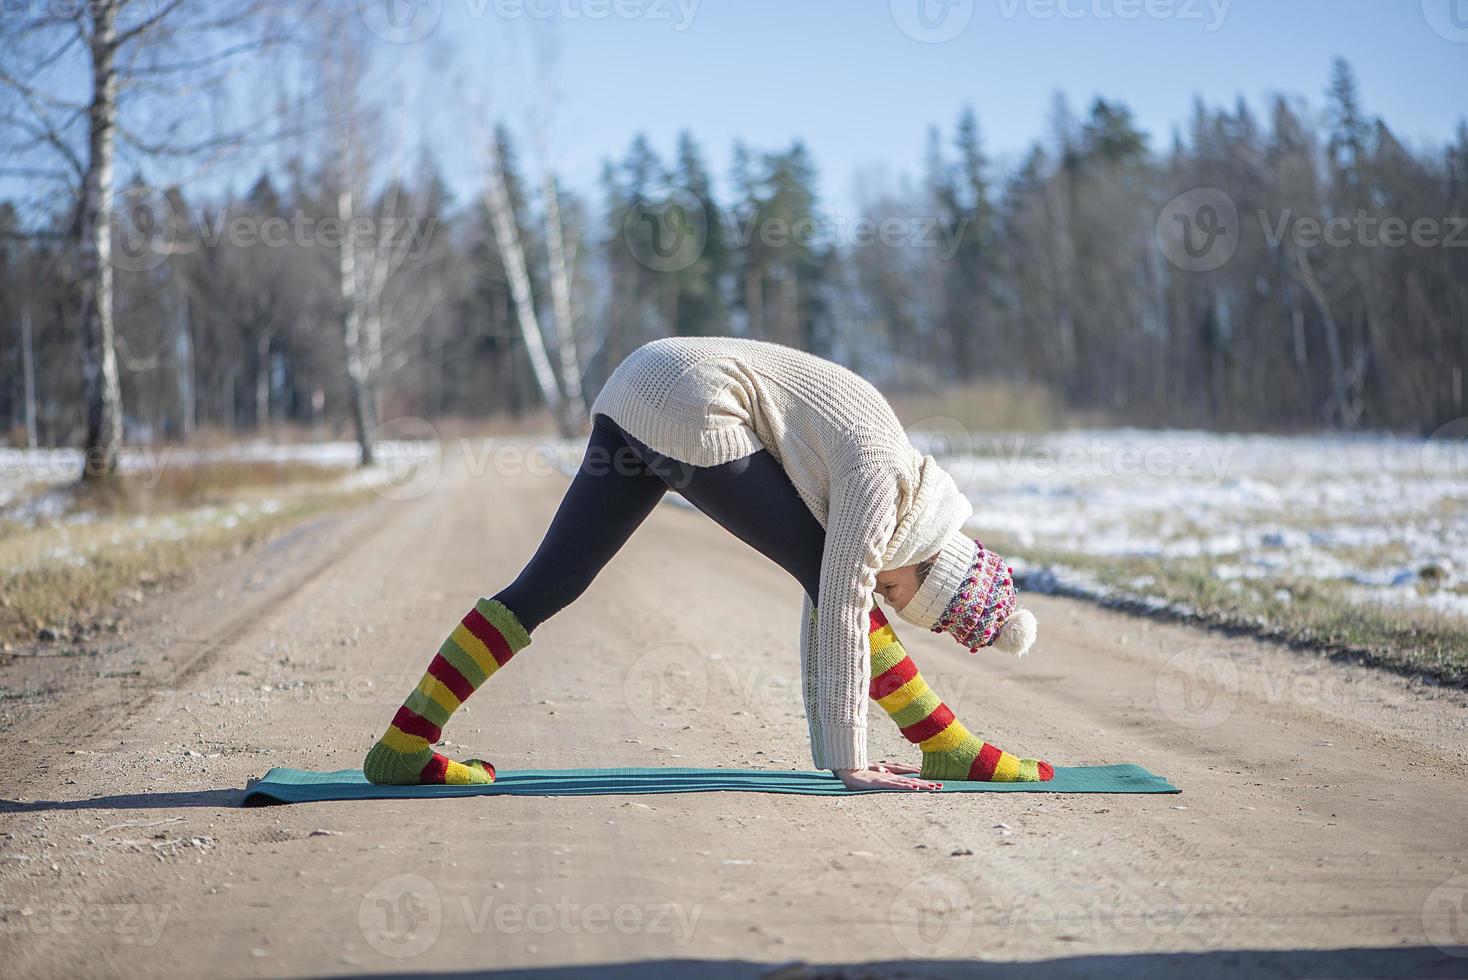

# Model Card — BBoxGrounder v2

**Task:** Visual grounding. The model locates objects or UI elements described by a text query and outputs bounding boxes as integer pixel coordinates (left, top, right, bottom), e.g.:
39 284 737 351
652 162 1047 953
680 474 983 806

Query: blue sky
6 0 1465 216
371 0 1468 213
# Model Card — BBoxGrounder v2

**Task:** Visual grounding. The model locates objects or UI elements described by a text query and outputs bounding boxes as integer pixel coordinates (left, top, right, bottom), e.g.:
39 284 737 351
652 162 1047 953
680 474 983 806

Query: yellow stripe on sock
919 719 971 754
417 674 461 716
381 725 429 755
992 751 1021 781
869 624 902 660
1017 758 1039 781
442 760 480 785
876 674 927 714
451 622 502 679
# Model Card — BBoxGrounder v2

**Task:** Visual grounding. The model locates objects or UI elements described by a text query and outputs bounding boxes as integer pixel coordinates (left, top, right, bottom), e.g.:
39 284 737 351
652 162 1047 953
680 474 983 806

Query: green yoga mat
243 764 1177 804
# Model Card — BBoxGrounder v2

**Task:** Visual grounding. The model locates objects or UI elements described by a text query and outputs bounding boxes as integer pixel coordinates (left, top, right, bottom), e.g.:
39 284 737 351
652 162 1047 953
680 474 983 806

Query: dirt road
3 448 1467 978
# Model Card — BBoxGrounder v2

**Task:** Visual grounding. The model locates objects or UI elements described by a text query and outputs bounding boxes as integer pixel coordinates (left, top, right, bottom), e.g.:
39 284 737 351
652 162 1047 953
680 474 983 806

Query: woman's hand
834 761 941 791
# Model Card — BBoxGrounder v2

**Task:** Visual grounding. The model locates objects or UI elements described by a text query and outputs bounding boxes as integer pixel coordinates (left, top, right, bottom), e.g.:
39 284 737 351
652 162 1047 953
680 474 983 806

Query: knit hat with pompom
895 532 1037 657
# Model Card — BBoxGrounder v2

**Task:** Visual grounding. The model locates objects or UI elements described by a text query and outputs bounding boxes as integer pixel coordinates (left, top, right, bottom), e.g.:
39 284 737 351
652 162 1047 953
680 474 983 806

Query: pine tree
670 131 729 337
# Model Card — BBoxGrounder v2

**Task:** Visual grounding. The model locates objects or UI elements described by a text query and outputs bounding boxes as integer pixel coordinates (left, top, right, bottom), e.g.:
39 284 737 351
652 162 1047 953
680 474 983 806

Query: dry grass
181 412 567 447
884 379 1083 434
0 459 371 649
104 459 351 513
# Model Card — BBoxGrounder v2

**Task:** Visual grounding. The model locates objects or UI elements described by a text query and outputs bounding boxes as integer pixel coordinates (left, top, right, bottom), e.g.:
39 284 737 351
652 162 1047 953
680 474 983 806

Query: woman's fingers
874 772 941 791
836 768 942 791
876 760 923 775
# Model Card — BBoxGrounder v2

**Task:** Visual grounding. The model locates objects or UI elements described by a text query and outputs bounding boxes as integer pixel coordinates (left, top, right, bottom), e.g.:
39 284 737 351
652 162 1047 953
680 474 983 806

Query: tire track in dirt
0 496 400 794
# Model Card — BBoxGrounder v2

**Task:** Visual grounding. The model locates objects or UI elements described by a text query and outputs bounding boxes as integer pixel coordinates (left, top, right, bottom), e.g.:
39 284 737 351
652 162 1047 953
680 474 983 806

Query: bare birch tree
320 22 446 466
481 130 575 437
526 27 586 424
0 0 305 479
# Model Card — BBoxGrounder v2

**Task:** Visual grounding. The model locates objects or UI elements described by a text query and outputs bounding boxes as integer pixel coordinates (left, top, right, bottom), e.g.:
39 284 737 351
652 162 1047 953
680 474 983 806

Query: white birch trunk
173 277 195 439
1292 245 1356 427
255 328 271 430
21 303 38 448
80 1 123 479
339 186 377 466
541 170 584 414
483 141 570 435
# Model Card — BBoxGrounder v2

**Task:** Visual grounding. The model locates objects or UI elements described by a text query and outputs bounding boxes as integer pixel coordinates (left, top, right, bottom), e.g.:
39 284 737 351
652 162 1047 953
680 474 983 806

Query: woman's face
875 564 922 611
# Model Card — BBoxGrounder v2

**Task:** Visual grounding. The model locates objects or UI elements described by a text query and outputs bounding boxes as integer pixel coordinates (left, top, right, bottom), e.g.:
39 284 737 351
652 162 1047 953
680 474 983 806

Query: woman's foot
869 607 1053 782
917 726 1053 782
363 739 495 785
362 598 530 786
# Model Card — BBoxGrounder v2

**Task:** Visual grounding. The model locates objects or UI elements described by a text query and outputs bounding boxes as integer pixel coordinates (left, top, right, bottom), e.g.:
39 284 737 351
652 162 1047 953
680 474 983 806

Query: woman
364 336 1050 792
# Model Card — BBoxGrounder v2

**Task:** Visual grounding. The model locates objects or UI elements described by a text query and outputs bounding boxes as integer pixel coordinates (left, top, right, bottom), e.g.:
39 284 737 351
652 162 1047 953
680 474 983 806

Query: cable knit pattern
592 337 973 771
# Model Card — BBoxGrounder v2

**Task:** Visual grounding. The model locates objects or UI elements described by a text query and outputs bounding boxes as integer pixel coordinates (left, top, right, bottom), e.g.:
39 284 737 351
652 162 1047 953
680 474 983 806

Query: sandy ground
2 449 1467 979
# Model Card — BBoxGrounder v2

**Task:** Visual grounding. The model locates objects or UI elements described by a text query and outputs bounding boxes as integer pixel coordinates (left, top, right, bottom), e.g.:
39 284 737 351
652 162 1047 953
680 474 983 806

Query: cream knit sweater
590 337 972 771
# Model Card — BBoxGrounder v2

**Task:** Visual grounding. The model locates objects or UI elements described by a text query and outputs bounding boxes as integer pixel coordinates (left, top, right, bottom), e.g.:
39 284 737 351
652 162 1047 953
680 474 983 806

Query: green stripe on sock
404 688 452 728
870 637 906 675
363 742 433 785
438 635 489 688
477 598 531 652
889 687 943 729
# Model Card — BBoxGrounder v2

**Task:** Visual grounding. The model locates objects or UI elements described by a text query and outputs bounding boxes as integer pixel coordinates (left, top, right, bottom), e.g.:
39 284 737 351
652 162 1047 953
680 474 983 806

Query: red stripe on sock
870 656 919 700
1037 761 1055 781
900 703 955 744
426 654 475 702
463 607 515 666
868 607 889 633
391 706 441 744
970 742 1003 780
418 753 449 784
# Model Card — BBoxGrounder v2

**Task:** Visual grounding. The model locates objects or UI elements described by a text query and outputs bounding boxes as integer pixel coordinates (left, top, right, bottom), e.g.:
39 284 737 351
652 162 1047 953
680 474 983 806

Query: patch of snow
923 428 1468 625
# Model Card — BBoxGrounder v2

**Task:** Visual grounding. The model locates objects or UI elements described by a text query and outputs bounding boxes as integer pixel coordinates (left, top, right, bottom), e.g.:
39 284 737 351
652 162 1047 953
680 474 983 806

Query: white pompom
992 608 1037 658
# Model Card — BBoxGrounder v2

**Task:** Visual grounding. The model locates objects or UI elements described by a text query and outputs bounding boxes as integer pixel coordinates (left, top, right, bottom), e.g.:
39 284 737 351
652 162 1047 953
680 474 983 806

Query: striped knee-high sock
363 598 531 786
868 607 1053 782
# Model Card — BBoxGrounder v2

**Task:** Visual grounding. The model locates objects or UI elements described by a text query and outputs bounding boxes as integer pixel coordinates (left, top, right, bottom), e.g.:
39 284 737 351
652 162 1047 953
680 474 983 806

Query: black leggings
494 414 826 632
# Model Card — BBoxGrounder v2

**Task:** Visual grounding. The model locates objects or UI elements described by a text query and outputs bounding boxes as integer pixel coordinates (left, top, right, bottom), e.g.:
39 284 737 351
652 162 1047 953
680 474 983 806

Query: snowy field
6 429 1466 624
917 429 1468 622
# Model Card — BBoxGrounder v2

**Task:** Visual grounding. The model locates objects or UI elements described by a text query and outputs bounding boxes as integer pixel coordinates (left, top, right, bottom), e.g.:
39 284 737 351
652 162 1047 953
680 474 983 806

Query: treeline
3 58 1465 452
